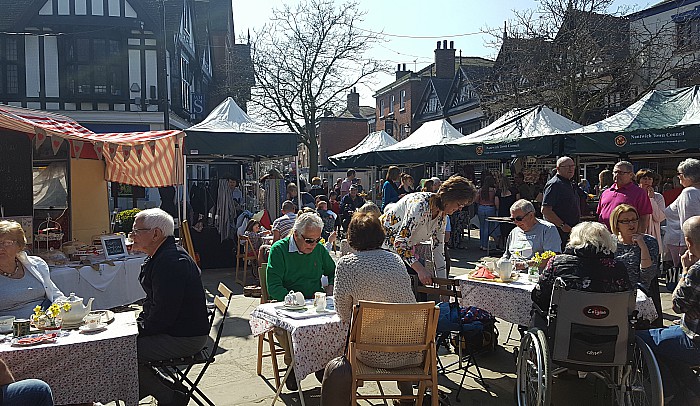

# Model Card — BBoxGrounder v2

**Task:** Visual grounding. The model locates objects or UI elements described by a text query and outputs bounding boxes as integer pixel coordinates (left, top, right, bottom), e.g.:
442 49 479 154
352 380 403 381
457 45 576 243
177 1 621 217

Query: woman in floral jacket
381 176 476 287
532 221 632 312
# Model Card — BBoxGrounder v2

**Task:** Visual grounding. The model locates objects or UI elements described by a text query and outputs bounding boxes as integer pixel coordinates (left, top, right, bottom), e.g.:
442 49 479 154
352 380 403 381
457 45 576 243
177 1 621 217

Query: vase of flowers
32 303 71 334
528 250 557 283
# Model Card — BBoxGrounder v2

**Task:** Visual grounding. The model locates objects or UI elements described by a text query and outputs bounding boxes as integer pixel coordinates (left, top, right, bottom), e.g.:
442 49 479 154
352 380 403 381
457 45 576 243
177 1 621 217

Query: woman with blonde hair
532 221 631 312
610 204 659 290
0 221 65 317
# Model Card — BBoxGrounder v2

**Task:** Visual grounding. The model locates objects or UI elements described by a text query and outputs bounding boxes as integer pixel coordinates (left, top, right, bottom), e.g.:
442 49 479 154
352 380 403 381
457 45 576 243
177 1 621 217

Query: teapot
55 292 95 324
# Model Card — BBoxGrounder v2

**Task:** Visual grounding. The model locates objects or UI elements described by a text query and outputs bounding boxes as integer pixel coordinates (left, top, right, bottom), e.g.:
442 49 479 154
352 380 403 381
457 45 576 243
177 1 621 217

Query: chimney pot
449 40 454 49
436 41 441 49
443 39 448 49
397 64 401 71
403 63 406 71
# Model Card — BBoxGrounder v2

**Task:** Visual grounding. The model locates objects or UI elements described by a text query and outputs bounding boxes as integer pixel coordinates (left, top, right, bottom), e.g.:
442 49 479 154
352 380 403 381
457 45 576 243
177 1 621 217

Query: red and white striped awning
0 105 184 188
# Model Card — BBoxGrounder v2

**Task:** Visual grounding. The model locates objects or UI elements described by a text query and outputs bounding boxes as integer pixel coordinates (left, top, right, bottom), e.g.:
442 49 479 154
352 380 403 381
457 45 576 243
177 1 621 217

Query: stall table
0 312 139 405
249 300 347 406
455 273 658 326
50 255 146 310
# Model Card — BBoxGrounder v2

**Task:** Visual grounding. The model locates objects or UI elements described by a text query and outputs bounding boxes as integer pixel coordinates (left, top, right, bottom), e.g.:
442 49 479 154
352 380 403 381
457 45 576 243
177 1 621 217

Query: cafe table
249 300 347 406
0 311 139 406
455 273 658 327
50 254 147 309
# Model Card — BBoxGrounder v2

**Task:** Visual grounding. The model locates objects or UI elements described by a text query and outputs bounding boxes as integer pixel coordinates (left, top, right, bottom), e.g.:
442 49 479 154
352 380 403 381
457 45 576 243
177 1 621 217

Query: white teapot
55 292 95 324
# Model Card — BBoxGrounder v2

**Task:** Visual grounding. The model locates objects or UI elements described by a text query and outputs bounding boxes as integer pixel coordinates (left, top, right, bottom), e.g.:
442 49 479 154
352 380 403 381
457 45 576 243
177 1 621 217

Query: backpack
437 302 498 354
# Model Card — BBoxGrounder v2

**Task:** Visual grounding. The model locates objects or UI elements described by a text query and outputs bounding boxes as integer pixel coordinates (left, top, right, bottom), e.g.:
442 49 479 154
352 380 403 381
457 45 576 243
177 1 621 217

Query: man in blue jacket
131 208 209 406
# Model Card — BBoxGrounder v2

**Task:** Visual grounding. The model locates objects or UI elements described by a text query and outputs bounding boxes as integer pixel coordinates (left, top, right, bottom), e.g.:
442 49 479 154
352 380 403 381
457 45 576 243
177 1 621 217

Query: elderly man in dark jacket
131 208 209 406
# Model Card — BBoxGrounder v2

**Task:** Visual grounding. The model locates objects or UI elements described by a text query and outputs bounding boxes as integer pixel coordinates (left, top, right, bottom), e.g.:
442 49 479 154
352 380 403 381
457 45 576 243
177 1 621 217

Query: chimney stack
434 39 456 79
347 87 360 116
395 63 412 80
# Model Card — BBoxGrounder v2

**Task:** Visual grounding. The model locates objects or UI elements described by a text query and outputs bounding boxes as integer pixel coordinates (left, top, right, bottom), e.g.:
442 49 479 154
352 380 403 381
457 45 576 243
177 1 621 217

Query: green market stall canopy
564 85 700 154
327 130 397 168
185 97 298 159
444 105 581 160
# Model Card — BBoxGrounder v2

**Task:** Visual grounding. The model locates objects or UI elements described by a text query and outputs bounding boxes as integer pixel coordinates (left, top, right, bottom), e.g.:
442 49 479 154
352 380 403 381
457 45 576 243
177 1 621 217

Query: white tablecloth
456 273 658 326
249 301 348 383
50 256 146 310
0 312 139 406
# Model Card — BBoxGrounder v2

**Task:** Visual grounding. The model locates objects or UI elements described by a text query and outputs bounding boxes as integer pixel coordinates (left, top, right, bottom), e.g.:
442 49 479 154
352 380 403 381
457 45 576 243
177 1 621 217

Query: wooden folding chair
256 263 285 389
417 277 490 400
234 235 256 286
349 300 440 406
143 282 233 406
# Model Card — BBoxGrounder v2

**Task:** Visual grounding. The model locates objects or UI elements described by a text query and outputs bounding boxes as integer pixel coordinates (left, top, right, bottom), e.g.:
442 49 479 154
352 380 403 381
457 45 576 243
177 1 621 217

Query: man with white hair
500 199 561 264
430 177 442 192
638 215 700 404
266 211 336 390
542 156 581 248
130 208 209 406
266 211 336 301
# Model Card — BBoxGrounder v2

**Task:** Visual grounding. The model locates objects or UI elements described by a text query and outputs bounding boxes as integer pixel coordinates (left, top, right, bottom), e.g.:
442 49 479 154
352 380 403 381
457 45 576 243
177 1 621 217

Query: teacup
83 313 102 330
0 315 14 333
500 270 517 282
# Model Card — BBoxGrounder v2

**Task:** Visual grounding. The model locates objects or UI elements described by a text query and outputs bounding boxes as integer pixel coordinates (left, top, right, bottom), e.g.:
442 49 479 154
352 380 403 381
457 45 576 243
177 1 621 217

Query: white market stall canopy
445 105 581 160
0 104 184 187
327 130 397 168
374 119 464 165
185 97 298 159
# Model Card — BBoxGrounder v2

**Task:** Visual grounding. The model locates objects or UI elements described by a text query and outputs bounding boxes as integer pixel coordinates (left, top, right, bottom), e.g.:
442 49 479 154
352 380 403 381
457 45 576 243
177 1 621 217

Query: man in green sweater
266 211 336 301
266 211 336 390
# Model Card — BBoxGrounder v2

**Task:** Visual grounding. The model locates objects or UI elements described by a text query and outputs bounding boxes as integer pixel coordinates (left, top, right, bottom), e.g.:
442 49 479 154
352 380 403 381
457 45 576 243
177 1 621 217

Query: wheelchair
515 278 663 406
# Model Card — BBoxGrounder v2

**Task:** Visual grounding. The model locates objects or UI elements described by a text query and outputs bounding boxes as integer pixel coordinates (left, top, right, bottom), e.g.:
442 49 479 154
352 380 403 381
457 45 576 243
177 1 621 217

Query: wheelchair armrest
530 303 548 319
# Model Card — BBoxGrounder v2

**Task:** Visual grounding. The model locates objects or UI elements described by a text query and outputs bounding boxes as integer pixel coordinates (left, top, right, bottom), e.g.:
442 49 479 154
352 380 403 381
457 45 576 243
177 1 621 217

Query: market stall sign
568 125 700 154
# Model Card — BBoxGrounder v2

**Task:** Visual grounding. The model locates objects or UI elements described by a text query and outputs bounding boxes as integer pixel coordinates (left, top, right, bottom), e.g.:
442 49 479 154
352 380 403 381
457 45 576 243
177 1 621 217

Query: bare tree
479 0 700 124
250 0 386 177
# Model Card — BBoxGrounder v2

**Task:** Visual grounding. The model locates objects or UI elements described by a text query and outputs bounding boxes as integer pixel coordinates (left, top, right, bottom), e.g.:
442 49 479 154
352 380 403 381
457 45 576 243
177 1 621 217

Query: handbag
320 315 353 405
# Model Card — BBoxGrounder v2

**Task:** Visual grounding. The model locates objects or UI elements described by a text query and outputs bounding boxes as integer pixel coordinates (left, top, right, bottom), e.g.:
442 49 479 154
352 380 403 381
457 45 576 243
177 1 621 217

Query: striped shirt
271 213 296 239
674 261 700 340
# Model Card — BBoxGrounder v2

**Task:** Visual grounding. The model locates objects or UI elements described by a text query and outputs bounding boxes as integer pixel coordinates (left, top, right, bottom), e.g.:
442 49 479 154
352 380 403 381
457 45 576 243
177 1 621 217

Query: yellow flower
33 305 42 315
62 303 71 312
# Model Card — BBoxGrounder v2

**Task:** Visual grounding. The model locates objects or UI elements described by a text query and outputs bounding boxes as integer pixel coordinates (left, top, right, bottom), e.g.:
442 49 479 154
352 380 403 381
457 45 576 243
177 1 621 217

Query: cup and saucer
79 313 107 333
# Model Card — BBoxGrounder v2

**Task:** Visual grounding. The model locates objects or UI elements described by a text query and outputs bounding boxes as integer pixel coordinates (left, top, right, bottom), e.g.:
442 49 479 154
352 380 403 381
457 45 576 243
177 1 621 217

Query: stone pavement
129 235 676 406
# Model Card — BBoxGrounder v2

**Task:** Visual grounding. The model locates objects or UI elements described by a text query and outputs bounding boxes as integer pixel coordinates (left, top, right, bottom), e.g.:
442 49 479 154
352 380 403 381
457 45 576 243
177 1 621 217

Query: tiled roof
335 106 375 119
0 1 38 31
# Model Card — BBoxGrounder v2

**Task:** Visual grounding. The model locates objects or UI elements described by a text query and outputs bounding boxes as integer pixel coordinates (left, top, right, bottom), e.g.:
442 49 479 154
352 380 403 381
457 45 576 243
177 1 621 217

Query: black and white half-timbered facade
0 0 251 132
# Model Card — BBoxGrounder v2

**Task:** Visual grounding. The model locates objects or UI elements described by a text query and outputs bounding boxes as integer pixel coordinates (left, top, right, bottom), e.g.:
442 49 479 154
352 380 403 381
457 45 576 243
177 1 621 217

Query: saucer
282 303 307 310
79 323 107 333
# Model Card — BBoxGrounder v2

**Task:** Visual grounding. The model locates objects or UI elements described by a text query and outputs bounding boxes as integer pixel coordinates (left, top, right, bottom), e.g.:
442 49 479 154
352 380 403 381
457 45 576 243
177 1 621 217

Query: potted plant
114 208 141 233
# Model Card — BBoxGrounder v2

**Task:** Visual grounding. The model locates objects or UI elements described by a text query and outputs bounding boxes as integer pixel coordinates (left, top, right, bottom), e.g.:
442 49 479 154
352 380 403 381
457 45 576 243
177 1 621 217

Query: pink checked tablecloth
455 273 658 326
250 301 348 383
0 312 139 406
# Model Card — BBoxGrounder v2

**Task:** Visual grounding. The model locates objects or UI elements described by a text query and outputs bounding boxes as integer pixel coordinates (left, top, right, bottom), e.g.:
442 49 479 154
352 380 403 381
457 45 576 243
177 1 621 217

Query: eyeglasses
130 228 153 234
618 218 639 225
510 212 533 222
558 164 575 168
300 234 322 245
678 172 685 177
612 170 631 174
0 240 17 248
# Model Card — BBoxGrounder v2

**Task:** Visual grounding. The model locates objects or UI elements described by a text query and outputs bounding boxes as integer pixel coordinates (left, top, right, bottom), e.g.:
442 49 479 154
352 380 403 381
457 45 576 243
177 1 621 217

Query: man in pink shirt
339 169 356 198
597 161 653 231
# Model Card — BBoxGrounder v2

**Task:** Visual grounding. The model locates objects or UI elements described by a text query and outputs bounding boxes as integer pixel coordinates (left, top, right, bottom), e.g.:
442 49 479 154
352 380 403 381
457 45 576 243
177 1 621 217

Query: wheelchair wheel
618 335 663 406
516 328 551 406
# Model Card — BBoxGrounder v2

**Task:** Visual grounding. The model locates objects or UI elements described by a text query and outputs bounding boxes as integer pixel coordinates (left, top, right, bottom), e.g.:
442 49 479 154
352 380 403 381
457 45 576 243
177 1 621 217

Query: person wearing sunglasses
498 199 561 269
597 161 653 233
265 211 336 390
0 220 65 318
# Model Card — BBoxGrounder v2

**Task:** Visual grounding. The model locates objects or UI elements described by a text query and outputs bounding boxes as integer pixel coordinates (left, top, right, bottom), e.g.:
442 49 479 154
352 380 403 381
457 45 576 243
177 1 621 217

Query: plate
61 310 115 329
79 323 108 333
11 333 58 347
282 304 307 310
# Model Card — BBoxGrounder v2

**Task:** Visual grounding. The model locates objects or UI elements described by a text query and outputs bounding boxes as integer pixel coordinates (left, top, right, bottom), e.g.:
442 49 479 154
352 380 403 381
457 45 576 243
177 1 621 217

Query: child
243 220 269 253
316 200 337 240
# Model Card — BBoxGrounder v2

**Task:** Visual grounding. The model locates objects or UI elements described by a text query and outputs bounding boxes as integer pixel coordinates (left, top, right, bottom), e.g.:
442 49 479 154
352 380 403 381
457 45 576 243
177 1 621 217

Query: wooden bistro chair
349 300 440 406
256 263 285 389
234 235 256 286
142 282 233 406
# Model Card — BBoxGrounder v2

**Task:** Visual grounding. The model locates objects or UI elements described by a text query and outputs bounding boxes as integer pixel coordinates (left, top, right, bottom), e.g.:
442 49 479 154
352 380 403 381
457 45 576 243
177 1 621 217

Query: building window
181 57 192 112
424 92 439 114
379 99 384 117
677 18 700 50
0 36 20 95
389 94 395 114
399 89 406 110
64 37 124 97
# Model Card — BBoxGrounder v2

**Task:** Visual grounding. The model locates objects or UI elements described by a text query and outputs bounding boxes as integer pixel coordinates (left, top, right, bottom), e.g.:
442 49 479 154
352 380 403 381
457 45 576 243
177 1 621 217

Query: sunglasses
300 234 322 244
618 219 639 225
510 212 532 222
0 240 17 248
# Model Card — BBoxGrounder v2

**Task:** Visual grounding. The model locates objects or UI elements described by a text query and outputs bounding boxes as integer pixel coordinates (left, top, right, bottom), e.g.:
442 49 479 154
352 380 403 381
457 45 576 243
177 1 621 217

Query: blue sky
233 0 652 105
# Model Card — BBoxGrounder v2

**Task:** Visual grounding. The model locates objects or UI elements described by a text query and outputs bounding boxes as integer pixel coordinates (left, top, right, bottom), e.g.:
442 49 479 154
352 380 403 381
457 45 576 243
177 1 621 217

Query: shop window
64 37 125 97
